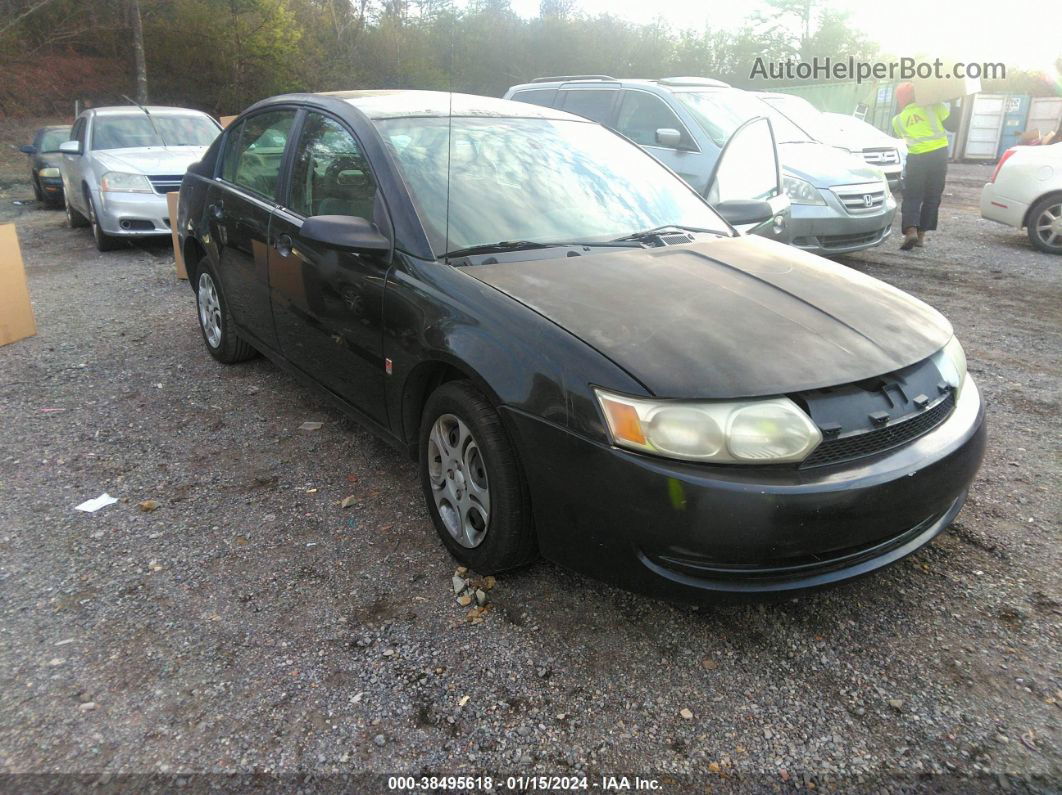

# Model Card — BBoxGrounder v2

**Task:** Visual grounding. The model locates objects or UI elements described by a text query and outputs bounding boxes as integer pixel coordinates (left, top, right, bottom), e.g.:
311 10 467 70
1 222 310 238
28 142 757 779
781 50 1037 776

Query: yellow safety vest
892 103 950 155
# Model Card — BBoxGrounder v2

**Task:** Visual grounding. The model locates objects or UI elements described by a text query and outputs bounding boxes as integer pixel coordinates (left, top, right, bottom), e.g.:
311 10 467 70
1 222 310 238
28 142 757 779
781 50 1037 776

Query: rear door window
560 89 618 125
220 109 297 200
616 91 696 150
510 89 558 108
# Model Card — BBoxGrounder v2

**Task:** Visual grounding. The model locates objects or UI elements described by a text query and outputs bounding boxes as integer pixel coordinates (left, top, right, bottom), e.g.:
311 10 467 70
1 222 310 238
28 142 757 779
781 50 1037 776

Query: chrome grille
831 182 887 214
861 148 900 166
147 175 183 195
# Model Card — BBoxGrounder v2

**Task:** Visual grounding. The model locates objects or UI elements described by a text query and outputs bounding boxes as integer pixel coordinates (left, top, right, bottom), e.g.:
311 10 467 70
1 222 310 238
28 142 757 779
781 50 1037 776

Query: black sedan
20 125 70 208
176 91 985 599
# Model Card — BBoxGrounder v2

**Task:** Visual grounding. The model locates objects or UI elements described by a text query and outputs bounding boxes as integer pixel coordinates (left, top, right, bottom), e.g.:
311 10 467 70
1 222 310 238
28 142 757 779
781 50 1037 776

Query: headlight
931 336 967 398
783 174 826 205
38 167 60 178
100 171 154 194
594 389 822 464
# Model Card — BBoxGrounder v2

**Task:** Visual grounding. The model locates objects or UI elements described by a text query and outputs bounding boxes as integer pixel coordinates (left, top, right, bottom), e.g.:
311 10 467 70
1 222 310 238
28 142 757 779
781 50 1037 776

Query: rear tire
419 380 537 574
65 194 88 228
194 256 257 363
1027 194 1062 255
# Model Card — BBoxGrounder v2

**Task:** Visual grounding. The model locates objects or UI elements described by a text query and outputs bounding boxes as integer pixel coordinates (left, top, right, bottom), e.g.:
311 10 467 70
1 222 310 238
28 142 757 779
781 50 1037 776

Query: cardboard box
219 115 237 128
912 74 981 105
0 224 37 347
167 191 187 280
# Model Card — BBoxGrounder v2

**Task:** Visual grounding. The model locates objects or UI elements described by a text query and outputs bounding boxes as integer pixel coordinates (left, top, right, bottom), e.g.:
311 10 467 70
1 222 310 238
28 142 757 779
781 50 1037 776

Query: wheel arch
183 236 208 288
1022 189 1062 228
399 356 504 455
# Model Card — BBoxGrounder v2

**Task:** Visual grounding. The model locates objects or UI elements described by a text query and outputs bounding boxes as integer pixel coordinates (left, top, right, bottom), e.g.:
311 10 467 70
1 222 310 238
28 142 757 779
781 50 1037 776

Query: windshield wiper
611 224 719 242
442 240 558 259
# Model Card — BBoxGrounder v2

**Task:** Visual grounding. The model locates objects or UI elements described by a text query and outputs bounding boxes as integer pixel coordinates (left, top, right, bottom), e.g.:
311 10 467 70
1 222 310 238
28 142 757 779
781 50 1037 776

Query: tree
129 0 148 103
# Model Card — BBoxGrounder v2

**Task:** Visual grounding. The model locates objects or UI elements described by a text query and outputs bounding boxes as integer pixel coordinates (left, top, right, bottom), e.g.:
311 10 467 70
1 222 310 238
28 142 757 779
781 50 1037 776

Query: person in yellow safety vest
892 82 951 251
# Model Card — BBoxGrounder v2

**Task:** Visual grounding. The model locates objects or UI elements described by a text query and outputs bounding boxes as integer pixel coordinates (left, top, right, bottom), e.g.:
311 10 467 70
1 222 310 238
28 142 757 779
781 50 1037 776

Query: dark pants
901 146 948 231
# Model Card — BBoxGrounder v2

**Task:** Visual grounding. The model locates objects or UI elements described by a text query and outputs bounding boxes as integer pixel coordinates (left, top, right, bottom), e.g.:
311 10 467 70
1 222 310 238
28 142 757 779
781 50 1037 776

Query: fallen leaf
138 500 159 512
483 576 496 590
458 695 470 707
148 560 163 572
707 762 721 774
680 708 693 720
235 535 248 546
340 495 357 509
346 474 359 483
299 421 323 431
701 657 718 671
457 594 473 607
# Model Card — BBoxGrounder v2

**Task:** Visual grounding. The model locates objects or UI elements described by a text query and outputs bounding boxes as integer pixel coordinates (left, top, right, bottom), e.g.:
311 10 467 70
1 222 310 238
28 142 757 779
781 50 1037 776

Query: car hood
779 141 884 187
93 146 209 176
467 235 952 399
33 152 64 170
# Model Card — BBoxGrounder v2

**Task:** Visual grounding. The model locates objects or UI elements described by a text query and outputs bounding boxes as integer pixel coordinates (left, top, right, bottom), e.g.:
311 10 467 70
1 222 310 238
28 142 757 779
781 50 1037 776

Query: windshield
675 90 812 146
761 95 832 142
376 117 727 256
39 129 70 152
92 114 220 150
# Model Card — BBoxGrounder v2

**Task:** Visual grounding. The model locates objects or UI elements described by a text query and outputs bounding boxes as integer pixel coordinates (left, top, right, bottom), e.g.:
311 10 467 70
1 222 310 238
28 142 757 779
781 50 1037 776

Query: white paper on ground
75 493 118 512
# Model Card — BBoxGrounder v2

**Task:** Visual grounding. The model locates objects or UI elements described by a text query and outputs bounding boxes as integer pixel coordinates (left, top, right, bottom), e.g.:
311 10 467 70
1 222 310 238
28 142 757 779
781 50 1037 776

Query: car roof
509 76 730 93
304 90 582 121
87 106 212 117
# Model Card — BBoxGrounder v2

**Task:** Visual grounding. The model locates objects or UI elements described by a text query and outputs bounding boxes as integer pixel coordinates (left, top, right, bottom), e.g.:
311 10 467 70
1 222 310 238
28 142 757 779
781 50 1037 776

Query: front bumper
789 188 897 255
38 176 64 199
504 378 985 600
95 189 172 237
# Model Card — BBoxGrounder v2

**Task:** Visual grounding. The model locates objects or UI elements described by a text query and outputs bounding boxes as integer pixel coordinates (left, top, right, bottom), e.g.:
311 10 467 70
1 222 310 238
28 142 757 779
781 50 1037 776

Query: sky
505 0 1062 73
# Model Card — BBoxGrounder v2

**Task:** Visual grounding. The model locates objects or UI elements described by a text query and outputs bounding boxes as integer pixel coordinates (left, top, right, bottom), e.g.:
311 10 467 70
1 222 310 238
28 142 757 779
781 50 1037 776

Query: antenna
121 93 164 146
444 11 454 260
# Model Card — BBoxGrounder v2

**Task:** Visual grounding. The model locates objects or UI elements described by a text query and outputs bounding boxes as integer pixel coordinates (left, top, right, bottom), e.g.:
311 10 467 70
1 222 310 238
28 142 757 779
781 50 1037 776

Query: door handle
209 201 224 220
273 233 293 257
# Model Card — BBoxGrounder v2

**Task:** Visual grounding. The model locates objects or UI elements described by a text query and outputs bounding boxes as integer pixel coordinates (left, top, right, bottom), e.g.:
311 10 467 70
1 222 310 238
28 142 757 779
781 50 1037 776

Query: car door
209 108 298 352
613 90 712 192
61 116 87 212
268 110 391 424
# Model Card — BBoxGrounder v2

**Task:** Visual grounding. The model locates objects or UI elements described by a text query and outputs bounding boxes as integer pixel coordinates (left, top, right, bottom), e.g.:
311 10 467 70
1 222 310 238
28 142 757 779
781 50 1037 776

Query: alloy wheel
1034 201 1062 249
197 271 223 348
427 413 490 548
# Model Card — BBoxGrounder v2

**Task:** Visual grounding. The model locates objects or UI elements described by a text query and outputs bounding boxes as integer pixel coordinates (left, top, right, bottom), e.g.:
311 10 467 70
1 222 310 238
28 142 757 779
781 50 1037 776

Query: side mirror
20 145 36 155
655 128 683 148
714 199 775 228
59 140 81 155
300 215 390 254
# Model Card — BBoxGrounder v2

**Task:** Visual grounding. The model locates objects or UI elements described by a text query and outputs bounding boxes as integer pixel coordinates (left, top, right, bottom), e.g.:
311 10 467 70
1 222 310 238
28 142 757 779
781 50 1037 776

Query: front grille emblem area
864 194 874 208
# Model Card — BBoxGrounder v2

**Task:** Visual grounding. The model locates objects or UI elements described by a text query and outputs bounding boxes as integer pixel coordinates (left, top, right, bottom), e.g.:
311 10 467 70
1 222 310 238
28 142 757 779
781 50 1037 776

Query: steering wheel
325 156 370 190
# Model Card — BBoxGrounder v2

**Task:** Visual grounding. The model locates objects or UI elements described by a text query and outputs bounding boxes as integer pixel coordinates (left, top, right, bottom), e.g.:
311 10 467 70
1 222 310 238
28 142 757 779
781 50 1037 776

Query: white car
757 93 906 187
59 106 221 251
980 145 1062 254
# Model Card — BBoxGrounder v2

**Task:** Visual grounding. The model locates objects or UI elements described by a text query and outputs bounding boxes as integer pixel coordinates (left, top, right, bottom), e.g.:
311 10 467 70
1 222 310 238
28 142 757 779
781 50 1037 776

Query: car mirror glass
20 145 36 155
59 140 81 155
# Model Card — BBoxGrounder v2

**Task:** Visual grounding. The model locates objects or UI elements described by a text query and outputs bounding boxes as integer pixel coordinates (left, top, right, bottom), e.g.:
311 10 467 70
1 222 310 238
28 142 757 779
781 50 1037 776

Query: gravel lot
0 150 1059 792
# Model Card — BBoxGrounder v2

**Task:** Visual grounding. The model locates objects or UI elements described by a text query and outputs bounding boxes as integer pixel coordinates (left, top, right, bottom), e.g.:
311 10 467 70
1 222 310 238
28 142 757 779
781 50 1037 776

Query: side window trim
618 89 700 153
215 105 300 205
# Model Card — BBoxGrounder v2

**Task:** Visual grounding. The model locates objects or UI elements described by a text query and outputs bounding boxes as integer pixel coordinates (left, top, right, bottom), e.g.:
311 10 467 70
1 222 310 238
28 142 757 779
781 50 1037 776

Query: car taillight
990 148 1017 183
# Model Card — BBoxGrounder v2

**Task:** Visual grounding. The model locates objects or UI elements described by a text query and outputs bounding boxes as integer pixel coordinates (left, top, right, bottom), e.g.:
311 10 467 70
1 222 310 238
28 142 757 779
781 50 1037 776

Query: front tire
1027 194 1062 255
65 194 89 228
419 380 537 574
194 257 256 363
87 194 122 252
